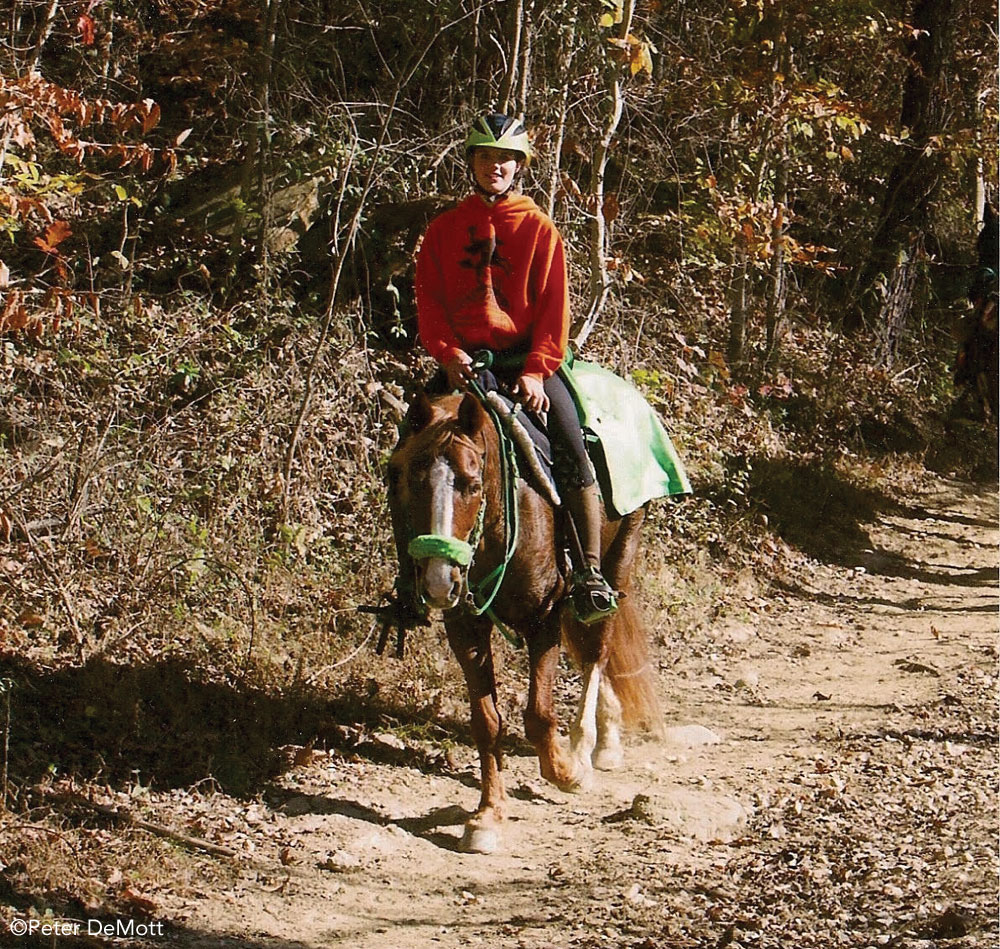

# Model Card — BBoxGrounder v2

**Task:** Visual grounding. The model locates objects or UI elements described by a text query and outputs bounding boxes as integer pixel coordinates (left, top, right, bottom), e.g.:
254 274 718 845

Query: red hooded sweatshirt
415 193 570 379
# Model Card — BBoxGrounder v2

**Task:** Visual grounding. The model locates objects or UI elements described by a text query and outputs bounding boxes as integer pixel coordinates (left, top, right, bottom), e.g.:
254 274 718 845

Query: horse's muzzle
417 557 464 610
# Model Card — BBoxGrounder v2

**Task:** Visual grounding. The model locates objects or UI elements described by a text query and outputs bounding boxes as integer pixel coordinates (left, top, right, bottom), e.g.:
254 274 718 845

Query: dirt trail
161 478 998 949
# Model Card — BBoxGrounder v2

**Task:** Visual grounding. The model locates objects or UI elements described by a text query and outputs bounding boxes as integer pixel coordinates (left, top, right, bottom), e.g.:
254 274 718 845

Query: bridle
405 361 523 634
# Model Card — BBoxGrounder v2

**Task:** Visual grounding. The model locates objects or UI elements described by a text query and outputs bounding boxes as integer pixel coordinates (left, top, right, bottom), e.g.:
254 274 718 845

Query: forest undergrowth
0 262 995 928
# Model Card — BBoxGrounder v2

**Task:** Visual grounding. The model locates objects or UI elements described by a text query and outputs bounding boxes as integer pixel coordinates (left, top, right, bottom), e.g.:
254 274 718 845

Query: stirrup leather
570 566 619 625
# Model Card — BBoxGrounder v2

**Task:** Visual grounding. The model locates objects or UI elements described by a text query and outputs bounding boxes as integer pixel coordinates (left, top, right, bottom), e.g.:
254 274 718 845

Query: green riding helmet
465 113 532 164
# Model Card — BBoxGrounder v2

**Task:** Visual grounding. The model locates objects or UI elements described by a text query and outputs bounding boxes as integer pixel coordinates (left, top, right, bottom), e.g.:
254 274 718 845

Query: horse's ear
405 391 434 433
458 392 487 436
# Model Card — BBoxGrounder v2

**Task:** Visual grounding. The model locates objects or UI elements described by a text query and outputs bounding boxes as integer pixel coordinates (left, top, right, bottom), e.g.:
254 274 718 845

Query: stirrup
571 567 619 625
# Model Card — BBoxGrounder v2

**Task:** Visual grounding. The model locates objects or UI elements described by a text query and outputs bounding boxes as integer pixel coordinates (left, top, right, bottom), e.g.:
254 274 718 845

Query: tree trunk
514 0 534 118
728 250 749 367
229 0 282 293
497 0 524 114
29 0 59 72
547 23 576 219
876 242 922 367
573 0 635 348
855 0 958 358
764 52 790 368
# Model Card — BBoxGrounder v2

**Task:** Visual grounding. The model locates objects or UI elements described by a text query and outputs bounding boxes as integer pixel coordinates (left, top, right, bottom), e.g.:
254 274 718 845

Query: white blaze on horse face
422 457 460 606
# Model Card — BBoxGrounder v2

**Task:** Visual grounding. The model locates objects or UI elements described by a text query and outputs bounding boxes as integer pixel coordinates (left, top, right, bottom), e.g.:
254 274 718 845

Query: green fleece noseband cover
408 534 475 566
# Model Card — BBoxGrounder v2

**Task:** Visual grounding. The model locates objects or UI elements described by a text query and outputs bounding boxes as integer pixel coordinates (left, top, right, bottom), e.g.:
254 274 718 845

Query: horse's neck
483 423 557 578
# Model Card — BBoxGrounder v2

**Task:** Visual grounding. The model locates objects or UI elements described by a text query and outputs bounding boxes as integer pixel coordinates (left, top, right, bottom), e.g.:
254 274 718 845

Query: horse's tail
605 598 663 735
562 598 663 735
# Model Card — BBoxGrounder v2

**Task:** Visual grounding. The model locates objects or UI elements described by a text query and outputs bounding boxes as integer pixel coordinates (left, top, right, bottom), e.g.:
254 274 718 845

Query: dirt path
160 478 997 949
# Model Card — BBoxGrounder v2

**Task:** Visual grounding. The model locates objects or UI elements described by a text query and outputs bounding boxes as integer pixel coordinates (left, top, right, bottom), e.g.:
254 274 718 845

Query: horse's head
389 390 491 610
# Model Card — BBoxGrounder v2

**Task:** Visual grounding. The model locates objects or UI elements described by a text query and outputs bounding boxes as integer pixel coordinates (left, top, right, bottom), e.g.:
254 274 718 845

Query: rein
464 371 520 624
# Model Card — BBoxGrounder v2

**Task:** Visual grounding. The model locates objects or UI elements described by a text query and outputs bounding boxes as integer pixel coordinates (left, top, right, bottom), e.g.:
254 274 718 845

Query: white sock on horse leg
593 676 624 771
568 663 600 783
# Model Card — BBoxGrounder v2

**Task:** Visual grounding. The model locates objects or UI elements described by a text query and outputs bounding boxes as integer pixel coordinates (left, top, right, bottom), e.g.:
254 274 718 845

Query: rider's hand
443 352 474 390
513 373 549 413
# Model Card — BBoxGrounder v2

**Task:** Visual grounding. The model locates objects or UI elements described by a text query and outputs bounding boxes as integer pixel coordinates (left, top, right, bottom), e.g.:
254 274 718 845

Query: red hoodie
415 193 570 379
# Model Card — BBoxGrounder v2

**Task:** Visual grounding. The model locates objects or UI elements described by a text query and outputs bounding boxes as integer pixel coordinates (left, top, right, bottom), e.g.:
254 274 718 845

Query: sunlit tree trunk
574 0 635 348
497 0 524 113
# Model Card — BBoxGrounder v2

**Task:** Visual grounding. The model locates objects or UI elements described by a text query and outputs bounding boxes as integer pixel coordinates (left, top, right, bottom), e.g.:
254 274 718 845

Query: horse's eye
457 477 481 496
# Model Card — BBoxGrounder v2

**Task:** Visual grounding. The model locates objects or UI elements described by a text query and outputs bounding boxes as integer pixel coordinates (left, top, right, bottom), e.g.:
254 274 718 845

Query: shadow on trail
894 499 998 531
0 653 471 799
746 458 996 574
272 791 472 851
853 550 998 587
769 577 998 615
744 457 892 563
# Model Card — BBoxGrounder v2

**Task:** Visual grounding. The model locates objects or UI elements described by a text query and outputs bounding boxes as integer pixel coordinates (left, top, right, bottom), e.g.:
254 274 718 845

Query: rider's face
471 147 522 196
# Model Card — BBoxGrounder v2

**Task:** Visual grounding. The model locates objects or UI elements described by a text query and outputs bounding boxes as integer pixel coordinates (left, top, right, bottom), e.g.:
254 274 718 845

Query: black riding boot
564 482 619 624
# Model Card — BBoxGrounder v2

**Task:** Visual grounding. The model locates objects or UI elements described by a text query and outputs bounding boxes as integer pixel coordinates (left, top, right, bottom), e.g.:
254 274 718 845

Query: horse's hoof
460 822 501 854
593 746 624 771
556 762 594 794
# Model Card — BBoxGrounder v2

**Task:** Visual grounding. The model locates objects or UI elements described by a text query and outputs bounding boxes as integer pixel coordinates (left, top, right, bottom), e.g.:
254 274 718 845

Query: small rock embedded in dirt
602 794 657 825
373 732 407 750
893 657 941 676
319 850 363 872
629 794 656 824
663 724 722 746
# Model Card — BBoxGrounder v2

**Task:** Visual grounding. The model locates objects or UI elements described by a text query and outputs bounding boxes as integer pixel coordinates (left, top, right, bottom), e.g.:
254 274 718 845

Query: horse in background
387 389 661 853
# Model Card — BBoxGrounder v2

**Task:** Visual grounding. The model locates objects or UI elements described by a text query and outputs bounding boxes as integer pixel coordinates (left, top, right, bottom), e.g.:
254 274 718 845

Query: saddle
470 369 562 505
469 355 692 518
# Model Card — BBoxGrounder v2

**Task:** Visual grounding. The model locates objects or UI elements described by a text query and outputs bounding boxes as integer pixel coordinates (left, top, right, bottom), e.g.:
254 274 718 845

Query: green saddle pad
561 359 692 518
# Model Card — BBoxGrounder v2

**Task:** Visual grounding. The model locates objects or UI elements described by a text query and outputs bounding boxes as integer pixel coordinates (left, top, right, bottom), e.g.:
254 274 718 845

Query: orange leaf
603 192 620 223
84 538 113 561
141 100 161 134
122 888 158 915
34 220 72 254
77 14 95 45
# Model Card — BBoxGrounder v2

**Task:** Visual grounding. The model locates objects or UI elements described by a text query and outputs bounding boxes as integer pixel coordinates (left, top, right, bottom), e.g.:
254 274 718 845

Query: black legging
542 370 594 489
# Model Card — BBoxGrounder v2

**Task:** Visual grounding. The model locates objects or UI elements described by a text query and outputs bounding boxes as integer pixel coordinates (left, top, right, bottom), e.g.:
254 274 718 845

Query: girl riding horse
408 113 617 623
384 115 662 852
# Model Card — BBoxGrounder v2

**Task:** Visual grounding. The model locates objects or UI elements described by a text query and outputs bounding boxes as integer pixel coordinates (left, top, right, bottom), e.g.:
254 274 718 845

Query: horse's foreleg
593 675 624 770
523 619 581 792
445 614 505 854
567 660 601 788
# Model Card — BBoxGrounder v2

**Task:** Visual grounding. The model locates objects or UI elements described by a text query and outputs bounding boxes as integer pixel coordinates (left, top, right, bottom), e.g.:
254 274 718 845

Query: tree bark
546 23 576 218
855 0 958 361
497 0 524 114
573 0 635 348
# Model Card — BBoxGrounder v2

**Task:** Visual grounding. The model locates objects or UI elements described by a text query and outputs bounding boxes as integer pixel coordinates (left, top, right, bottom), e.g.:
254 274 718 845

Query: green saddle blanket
561 359 691 518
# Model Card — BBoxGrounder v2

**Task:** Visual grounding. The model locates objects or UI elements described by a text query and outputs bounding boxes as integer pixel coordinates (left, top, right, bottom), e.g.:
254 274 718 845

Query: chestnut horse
388 389 660 853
